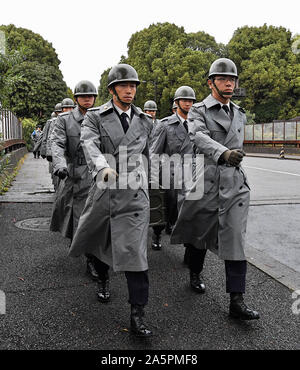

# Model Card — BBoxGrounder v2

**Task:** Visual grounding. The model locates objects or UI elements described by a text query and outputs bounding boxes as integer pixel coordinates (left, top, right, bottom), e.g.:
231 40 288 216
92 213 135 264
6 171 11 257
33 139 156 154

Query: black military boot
151 233 162 251
190 271 206 294
130 305 153 337
86 256 99 281
97 276 110 303
229 293 260 320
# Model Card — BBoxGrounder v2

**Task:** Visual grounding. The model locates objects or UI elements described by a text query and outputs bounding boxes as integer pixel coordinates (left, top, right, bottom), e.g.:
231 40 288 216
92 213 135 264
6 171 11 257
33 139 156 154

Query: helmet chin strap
113 87 132 108
212 78 234 99
75 97 95 113
177 101 188 116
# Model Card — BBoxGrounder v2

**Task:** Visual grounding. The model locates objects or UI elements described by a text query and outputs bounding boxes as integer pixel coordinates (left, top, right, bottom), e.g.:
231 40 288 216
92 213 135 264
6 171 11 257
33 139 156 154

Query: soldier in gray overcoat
149 86 199 261
40 112 56 159
69 64 153 337
50 82 99 281
143 100 160 146
171 58 260 320
44 103 63 191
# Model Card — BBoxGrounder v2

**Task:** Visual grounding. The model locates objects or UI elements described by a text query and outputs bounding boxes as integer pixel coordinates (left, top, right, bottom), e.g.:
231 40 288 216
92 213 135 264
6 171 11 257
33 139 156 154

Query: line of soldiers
38 58 259 339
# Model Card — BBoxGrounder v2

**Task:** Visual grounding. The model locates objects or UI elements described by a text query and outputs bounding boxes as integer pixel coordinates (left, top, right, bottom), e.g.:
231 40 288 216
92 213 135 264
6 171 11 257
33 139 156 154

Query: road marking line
244 166 300 177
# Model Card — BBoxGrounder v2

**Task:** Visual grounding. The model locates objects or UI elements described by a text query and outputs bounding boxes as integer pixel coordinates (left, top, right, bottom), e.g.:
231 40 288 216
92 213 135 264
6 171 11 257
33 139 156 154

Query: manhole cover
14 217 51 231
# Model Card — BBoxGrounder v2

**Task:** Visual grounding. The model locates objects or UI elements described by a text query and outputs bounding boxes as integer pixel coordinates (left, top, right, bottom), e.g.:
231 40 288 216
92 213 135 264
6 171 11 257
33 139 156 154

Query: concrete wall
0 147 28 175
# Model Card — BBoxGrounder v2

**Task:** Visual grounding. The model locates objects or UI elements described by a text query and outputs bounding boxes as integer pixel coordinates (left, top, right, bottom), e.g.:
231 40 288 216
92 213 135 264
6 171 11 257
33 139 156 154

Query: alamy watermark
93 146 205 200
0 290 5 314
291 290 300 315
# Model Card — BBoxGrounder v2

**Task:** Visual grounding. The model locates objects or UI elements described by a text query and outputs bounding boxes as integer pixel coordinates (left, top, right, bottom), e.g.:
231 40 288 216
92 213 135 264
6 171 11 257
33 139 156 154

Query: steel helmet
172 102 177 110
74 80 97 97
107 64 140 88
173 86 196 102
208 58 238 79
51 112 56 118
144 100 157 111
61 98 75 108
54 103 62 112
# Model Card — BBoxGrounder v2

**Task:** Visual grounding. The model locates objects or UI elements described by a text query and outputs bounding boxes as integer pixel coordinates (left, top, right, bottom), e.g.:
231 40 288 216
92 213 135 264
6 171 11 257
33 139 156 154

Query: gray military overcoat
40 118 52 157
171 94 250 260
149 113 194 206
69 100 152 272
50 106 92 239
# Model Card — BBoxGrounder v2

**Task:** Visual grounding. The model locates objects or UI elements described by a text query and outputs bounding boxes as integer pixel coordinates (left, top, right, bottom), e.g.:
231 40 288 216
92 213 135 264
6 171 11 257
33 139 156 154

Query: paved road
243 156 300 291
0 153 299 352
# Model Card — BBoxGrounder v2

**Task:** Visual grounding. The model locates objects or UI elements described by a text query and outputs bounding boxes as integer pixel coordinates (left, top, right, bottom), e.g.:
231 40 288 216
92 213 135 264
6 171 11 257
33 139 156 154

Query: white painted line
244 166 300 177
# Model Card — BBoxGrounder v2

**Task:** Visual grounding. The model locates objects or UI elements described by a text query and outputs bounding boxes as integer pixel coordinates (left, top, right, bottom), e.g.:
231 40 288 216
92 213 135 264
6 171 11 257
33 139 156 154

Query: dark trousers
186 244 247 293
152 224 165 237
225 260 247 293
166 189 178 226
93 257 149 306
185 243 207 274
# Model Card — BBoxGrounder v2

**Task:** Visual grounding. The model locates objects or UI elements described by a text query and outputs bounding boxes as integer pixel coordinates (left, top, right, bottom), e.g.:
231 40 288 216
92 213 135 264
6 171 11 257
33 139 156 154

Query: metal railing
0 109 25 152
244 121 300 147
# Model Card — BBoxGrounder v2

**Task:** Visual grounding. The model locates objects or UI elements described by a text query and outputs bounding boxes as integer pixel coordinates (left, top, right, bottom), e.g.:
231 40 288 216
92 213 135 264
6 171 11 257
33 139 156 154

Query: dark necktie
222 105 233 120
120 112 129 133
183 120 188 133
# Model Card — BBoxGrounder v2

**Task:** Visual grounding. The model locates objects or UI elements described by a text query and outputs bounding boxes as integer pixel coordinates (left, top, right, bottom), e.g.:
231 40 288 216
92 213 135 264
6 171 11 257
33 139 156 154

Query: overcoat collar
71 106 85 123
98 100 151 155
203 94 243 146
166 114 191 153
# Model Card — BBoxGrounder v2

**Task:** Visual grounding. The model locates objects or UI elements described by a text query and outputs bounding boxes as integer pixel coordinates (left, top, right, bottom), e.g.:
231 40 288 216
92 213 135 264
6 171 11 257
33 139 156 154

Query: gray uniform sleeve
51 116 68 173
188 105 228 164
80 111 110 180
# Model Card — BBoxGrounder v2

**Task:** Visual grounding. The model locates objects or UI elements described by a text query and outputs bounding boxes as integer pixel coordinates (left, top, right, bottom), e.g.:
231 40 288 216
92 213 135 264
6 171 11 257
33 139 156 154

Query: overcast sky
0 0 299 91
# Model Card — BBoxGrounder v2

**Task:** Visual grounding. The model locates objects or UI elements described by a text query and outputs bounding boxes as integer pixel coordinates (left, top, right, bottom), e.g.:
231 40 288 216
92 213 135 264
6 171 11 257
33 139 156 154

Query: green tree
228 25 300 122
97 68 111 106
0 24 61 68
21 117 38 151
97 22 220 118
0 24 70 124
4 60 68 125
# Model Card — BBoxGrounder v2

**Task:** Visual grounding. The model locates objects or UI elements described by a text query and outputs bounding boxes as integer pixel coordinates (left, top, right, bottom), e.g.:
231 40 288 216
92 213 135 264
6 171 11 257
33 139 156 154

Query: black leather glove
57 168 68 179
41 154 46 159
222 149 245 166
46 155 53 162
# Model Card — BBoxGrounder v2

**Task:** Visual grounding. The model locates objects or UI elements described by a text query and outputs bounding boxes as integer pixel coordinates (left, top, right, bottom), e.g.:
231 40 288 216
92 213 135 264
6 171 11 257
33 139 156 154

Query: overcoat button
111 213 115 218
211 180 214 183
220 186 224 190
134 213 139 217
134 194 138 198
238 203 243 207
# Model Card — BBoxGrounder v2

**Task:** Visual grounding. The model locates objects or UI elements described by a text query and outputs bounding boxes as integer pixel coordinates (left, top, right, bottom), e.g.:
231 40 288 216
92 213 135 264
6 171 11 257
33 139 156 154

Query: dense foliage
0 24 70 125
98 23 300 122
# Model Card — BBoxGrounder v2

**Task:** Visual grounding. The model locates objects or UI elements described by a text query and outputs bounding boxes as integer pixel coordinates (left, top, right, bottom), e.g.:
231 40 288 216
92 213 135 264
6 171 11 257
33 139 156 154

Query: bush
21 118 38 151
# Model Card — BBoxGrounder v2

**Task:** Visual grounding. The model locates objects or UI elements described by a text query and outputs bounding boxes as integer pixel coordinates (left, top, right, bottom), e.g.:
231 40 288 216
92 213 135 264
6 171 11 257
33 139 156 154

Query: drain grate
14 217 51 231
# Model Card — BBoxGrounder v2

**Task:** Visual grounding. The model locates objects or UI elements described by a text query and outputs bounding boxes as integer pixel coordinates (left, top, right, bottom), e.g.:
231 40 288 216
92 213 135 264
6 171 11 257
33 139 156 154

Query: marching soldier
61 97 76 113
69 64 153 337
150 86 196 251
45 103 63 190
41 100 74 160
41 112 56 159
172 101 177 114
171 58 260 320
143 100 160 145
50 81 99 281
